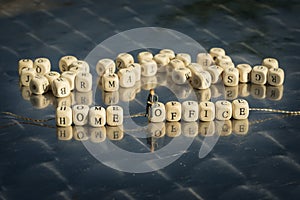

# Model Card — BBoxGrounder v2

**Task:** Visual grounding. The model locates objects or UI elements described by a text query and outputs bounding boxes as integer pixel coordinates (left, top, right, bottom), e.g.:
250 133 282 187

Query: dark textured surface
0 0 300 199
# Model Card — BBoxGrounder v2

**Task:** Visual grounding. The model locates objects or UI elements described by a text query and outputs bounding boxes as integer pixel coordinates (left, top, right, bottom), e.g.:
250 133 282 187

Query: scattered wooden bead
102 73 119 92
106 105 123 126
29 75 49 95
175 53 191 66
75 72 93 92
72 104 89 126
59 55 77 72
215 100 232 120
166 101 182 122
167 59 185 75
20 67 36 86
44 71 61 88
130 63 141 81
232 99 249 120
197 53 214 68
118 66 136 88
70 60 90 73
96 58 115 76
199 101 215 121
140 59 157 77
18 59 33 75
216 55 232 65
209 47 226 60
171 67 191 85
149 102 166 123
154 53 170 72
223 67 239 87
251 65 268 85
116 53 134 69
89 106 106 127
61 71 77 90
218 60 235 70
191 71 212 90
181 101 198 122
206 65 223 84
267 67 284 86
33 58 51 75
262 57 278 69
56 106 72 127
138 51 153 63
187 63 203 76
52 77 71 98
236 64 252 83
159 49 175 59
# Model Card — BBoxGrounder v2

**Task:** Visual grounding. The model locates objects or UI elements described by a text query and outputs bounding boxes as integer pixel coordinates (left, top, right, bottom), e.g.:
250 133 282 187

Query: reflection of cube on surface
106 105 123 126
166 101 182 122
56 106 72 127
56 94 73 107
225 86 238 100
73 126 89 141
103 90 119 105
57 126 73 141
119 86 136 102
216 120 232 136
141 75 157 90
75 90 93 105
232 119 249 135
250 84 266 99
30 94 51 109
166 122 181 137
182 101 199 122
149 102 165 123
267 85 283 101
182 122 198 137
199 121 215 137
147 122 166 138
89 127 106 143
89 106 106 127
107 125 124 140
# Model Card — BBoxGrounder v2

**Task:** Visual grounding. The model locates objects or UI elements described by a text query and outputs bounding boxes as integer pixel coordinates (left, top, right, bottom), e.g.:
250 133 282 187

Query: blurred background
0 0 300 199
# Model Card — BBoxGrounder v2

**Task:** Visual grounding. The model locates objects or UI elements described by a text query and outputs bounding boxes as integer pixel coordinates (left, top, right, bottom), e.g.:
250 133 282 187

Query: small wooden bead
33 58 51 75
29 75 49 95
191 71 212 90
70 60 90 73
199 121 215 136
251 84 266 99
267 85 283 101
118 66 136 88
107 125 124 140
52 77 71 98
73 126 88 141
181 101 198 122
154 53 170 72
251 65 268 85
232 99 249 120
197 53 214 68
116 53 134 69
236 64 252 83
176 53 191 66
56 126 73 141
59 55 77 72
44 71 60 89
106 105 123 126
209 47 226 60
75 72 92 92
262 57 279 69
75 91 93 105
130 63 141 81
215 100 232 120
166 101 182 122
149 102 166 123
199 101 215 121
167 59 185 75
223 67 239 87
102 73 119 92
20 67 36 86
267 68 284 86
103 91 119 105
218 60 235 70
166 122 181 137
61 71 77 90
232 119 249 135
147 122 166 138
187 63 203 76
216 120 232 136
182 122 198 137
72 104 89 126
138 51 153 63
171 67 191 85
89 106 106 127
206 65 223 84
96 58 116 76
56 106 72 127
216 55 232 65
18 59 33 75
159 49 175 59
90 127 106 143
140 59 157 77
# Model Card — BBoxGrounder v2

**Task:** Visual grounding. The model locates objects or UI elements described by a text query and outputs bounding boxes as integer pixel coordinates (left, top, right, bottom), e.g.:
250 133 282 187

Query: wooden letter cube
106 105 123 126
167 59 185 75
175 53 191 66
209 47 226 60
197 53 214 68
206 65 223 84
18 59 33 75
172 67 191 85
215 100 232 120
199 101 215 121
236 64 252 83
262 58 279 69
232 99 249 120
191 71 212 89
52 77 71 98
223 67 239 87
61 71 77 90
70 60 90 73
149 102 166 123
59 55 77 72
138 51 153 63
118 67 136 88
96 58 116 76
267 68 284 86
20 67 36 86
218 61 235 70
159 49 175 59
187 63 203 76
140 59 157 77
89 106 106 127
181 101 199 122
216 55 232 65
116 53 134 69
251 65 268 85
102 73 119 92
29 75 49 95
33 58 51 75
166 101 181 122
72 104 89 126
44 71 60 88
56 106 72 127
154 53 170 72
130 63 141 81
75 72 92 92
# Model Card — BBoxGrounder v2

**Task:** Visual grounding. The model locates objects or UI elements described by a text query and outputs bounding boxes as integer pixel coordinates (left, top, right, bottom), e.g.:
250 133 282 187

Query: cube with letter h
166 101 181 122
181 101 199 122
56 106 72 127
89 106 106 127
149 102 165 122
106 105 123 126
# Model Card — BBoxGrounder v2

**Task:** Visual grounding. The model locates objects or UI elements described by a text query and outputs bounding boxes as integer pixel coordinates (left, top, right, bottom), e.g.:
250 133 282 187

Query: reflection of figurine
146 136 157 152
146 89 158 117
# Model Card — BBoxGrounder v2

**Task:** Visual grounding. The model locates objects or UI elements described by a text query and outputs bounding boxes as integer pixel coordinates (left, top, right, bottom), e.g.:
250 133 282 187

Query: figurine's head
150 89 155 95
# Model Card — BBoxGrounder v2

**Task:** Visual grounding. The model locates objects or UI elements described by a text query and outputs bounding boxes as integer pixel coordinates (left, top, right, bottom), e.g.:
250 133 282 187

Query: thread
249 108 300 115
